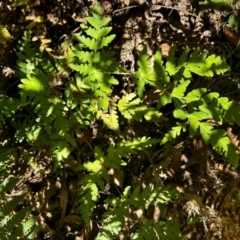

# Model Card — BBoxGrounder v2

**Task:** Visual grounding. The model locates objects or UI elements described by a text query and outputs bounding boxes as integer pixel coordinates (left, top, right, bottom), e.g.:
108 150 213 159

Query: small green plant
0 3 239 239
0 178 41 239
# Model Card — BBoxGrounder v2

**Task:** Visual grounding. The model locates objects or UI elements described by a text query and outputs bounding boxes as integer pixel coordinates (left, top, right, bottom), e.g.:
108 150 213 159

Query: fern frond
210 129 239 167
164 45 229 78
222 99 240 126
73 34 115 51
78 180 99 224
161 124 186 145
18 72 49 103
69 4 126 112
98 184 180 239
86 5 111 28
51 141 71 168
185 48 229 77
118 93 161 122
0 97 20 127
116 137 159 158
135 46 160 98
16 31 41 77
132 219 184 240
0 178 40 239
154 49 170 85
97 107 119 131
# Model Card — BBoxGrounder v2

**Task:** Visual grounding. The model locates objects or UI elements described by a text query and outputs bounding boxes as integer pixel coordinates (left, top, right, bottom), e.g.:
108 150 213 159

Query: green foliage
69 5 120 110
0 25 11 47
78 137 159 224
228 14 240 33
0 97 20 127
0 178 40 239
68 5 130 131
198 0 234 11
0 3 239 239
132 220 184 240
118 93 162 121
97 185 181 239
134 45 238 166
13 29 97 170
16 31 42 77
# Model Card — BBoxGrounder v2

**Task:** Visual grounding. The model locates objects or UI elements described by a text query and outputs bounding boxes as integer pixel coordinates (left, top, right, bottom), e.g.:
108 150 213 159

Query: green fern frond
98 184 180 239
164 45 229 78
86 5 111 28
135 46 160 98
210 129 239 167
132 220 184 240
18 71 50 104
136 45 229 104
0 97 20 127
154 49 170 85
185 48 229 77
51 141 71 168
161 124 186 145
78 179 99 224
16 31 41 77
118 93 162 121
97 108 119 131
73 34 115 51
0 178 40 239
69 4 126 112
77 137 159 224
222 99 240 126
116 137 160 158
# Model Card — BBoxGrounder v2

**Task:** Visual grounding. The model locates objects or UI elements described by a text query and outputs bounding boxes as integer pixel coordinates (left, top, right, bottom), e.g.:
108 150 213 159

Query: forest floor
1 0 240 239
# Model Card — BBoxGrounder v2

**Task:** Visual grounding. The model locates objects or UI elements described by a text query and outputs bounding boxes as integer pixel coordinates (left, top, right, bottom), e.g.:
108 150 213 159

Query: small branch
150 4 197 17
112 4 197 18
112 5 138 15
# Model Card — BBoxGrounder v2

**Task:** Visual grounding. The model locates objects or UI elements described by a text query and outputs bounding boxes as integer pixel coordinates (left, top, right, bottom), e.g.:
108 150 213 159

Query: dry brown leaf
167 152 188 180
109 168 124 188
39 215 56 234
76 128 93 144
160 43 171 57
77 220 98 240
223 25 240 45
63 215 83 225
31 181 57 212
65 155 79 174
60 173 68 219
131 175 142 189
143 88 161 106
153 204 160 223
227 127 240 150
68 177 79 202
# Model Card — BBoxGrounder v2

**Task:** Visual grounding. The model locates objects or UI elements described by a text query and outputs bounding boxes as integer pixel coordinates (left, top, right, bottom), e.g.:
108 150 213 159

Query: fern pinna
69 5 127 130
15 30 97 170
0 178 41 239
78 136 184 238
131 44 239 167
77 137 160 225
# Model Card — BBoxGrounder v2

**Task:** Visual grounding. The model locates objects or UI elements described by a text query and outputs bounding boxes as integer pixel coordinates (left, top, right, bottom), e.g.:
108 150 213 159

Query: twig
112 4 197 18
112 5 138 15
151 4 197 17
